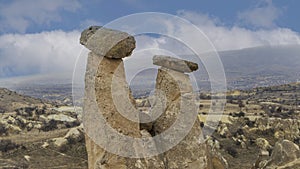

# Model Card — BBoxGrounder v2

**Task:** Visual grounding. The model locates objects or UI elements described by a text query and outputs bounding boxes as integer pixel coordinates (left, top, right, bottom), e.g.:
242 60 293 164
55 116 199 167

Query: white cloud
0 30 82 77
174 10 300 51
129 11 300 53
1 10 300 78
237 0 281 29
0 0 81 33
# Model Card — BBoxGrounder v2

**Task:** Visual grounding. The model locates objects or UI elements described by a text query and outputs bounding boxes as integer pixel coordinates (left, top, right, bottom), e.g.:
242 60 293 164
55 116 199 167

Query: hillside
219 45 300 89
1 45 300 99
136 82 300 169
0 73 299 168
0 88 44 113
0 88 86 168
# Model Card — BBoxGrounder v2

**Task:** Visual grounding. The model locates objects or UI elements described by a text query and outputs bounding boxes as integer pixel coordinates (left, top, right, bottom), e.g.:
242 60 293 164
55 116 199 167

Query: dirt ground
0 129 88 169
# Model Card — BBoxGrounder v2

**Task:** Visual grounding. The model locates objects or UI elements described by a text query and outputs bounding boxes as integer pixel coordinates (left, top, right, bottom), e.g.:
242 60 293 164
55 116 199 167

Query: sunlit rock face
81 27 164 169
80 26 135 59
84 52 139 169
152 56 210 169
153 55 198 73
254 139 300 169
81 26 227 169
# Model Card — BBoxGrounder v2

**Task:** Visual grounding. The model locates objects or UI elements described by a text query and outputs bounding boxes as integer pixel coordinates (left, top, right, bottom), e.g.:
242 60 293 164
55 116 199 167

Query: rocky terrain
0 81 299 168
136 82 300 169
0 87 86 168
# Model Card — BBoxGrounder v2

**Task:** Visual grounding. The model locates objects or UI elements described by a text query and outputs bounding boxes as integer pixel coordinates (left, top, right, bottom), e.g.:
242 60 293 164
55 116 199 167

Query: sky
0 0 300 78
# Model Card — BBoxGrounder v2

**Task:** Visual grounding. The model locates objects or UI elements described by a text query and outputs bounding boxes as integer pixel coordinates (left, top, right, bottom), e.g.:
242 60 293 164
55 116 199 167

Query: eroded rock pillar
152 55 209 169
81 26 140 169
81 26 167 169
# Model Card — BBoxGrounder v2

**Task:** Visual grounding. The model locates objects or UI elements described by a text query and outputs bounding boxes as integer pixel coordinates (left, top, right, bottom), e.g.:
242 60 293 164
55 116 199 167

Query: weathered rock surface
0 88 75 135
83 52 165 169
80 26 169 168
254 118 300 143
153 55 198 73
266 140 300 167
256 138 271 150
217 123 231 138
254 139 300 169
80 26 135 59
80 27 226 169
64 125 84 142
84 52 137 168
153 67 210 169
80 26 101 45
50 125 85 149
47 114 77 123
0 106 80 136
52 137 68 147
208 149 229 169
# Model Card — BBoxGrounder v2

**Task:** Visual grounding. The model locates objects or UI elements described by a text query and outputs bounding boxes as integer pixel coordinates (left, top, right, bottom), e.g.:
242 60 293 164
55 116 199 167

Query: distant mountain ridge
219 44 300 89
0 45 299 98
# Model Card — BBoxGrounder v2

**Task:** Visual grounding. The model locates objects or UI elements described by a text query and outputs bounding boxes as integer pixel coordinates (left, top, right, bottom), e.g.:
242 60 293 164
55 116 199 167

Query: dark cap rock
153 55 198 73
80 26 136 59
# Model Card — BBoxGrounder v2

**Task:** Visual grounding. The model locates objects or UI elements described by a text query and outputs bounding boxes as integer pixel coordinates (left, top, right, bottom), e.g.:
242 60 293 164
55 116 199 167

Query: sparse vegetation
0 139 19 152
0 82 299 169
41 119 58 131
225 146 238 158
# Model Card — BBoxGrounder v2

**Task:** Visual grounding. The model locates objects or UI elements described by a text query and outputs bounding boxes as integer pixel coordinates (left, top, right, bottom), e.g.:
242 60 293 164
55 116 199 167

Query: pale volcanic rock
80 26 135 59
81 26 143 168
255 139 300 169
153 67 211 169
64 125 84 142
52 137 68 147
134 130 166 169
256 138 271 150
153 55 198 73
83 52 165 169
154 68 193 107
267 140 300 167
255 118 300 142
80 26 140 168
80 26 222 169
209 149 229 169
83 52 139 169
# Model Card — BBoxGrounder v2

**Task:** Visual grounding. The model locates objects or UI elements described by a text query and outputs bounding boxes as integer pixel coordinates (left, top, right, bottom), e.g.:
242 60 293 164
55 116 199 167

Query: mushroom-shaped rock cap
153 55 198 73
80 26 136 59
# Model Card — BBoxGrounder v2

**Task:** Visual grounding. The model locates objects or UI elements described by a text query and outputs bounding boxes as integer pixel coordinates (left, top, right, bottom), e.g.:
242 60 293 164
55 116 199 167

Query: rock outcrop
83 27 137 168
0 106 80 136
254 139 300 169
80 26 135 59
255 118 299 141
255 138 271 151
265 140 300 168
81 27 227 169
153 55 198 73
81 26 165 169
152 55 211 169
